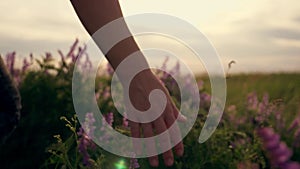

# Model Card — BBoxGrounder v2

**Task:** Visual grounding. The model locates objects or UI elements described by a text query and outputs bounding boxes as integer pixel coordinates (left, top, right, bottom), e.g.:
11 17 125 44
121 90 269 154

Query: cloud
262 28 300 41
0 32 76 56
294 16 300 23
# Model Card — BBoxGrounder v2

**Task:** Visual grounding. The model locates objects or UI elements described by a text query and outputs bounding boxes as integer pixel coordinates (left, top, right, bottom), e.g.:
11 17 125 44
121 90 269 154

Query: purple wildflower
58 50 66 64
169 61 180 76
45 52 52 62
98 112 115 144
288 117 300 132
83 112 96 139
106 63 114 76
76 45 87 63
248 92 278 125
105 112 114 126
22 55 33 73
197 80 204 91
103 86 111 100
257 127 300 169
227 105 236 113
77 112 96 166
123 112 129 127
5 51 16 76
67 39 79 61
3 51 32 86
81 54 93 73
22 58 30 72
77 128 92 166
281 162 300 169
257 93 269 114
293 128 300 148
129 158 140 169
247 92 258 110
95 92 100 100
129 153 140 169
160 56 169 71
200 92 211 109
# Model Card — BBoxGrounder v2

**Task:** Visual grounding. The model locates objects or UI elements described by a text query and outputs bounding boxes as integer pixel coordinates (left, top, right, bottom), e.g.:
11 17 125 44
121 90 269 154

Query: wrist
112 50 153 85
117 68 155 87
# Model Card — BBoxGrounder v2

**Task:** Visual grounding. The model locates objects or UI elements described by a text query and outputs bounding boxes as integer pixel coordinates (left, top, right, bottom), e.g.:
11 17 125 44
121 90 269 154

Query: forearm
71 0 149 71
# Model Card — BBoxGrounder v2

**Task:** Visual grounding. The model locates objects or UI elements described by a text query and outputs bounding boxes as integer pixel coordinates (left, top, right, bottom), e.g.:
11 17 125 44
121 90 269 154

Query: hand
125 70 185 167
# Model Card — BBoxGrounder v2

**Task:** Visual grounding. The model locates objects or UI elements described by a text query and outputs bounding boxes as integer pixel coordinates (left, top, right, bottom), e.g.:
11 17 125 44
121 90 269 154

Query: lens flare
114 159 127 169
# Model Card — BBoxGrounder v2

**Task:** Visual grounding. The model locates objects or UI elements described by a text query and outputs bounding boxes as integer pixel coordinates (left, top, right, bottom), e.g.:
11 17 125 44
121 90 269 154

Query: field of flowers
0 40 299 169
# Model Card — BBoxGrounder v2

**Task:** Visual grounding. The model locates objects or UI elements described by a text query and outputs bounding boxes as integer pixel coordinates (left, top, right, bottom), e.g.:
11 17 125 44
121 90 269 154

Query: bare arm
71 0 143 69
70 0 184 167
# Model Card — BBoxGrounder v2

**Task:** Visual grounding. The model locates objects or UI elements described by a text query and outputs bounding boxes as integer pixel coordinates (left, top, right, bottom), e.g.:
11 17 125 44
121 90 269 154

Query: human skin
70 0 185 167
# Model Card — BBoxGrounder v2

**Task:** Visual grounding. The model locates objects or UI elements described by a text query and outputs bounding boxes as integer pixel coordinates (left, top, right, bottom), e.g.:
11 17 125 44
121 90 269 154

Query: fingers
171 102 187 122
164 106 184 157
141 123 159 167
153 117 174 166
129 121 143 156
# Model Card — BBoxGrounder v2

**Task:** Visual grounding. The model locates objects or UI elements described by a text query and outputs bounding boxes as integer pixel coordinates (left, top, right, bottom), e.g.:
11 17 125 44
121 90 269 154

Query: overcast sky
1 0 300 73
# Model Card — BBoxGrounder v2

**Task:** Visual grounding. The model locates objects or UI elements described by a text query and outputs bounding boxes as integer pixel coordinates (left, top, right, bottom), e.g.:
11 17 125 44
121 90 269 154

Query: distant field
200 73 300 121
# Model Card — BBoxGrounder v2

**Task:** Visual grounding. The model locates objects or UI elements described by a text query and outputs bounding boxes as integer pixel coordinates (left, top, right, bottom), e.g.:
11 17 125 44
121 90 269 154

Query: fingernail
178 114 187 122
150 158 158 167
177 148 184 156
166 158 173 166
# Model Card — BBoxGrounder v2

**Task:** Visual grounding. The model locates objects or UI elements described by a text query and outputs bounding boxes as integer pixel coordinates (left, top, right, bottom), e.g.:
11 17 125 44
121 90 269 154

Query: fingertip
149 156 159 167
178 114 187 122
172 104 187 123
175 146 184 157
165 157 174 166
163 150 174 167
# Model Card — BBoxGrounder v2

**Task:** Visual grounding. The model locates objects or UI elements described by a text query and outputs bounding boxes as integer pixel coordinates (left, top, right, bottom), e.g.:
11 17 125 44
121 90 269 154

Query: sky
0 0 300 74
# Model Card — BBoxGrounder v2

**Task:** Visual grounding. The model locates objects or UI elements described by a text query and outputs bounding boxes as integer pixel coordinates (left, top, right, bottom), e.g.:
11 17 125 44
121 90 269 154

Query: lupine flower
123 112 129 128
105 112 114 126
22 58 30 72
227 105 236 113
129 158 140 169
4 52 34 86
281 162 300 169
21 54 34 73
257 93 269 114
160 56 169 71
5 51 16 76
293 128 300 148
45 52 52 62
95 92 100 100
288 118 300 132
58 50 66 65
169 61 180 76
129 153 140 169
77 112 96 166
66 39 79 62
106 63 114 76
83 112 96 139
99 112 114 143
247 92 258 110
77 128 93 166
197 80 204 91
200 92 211 109
103 86 111 100
226 105 246 128
257 127 300 169
81 54 93 74
247 92 283 126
